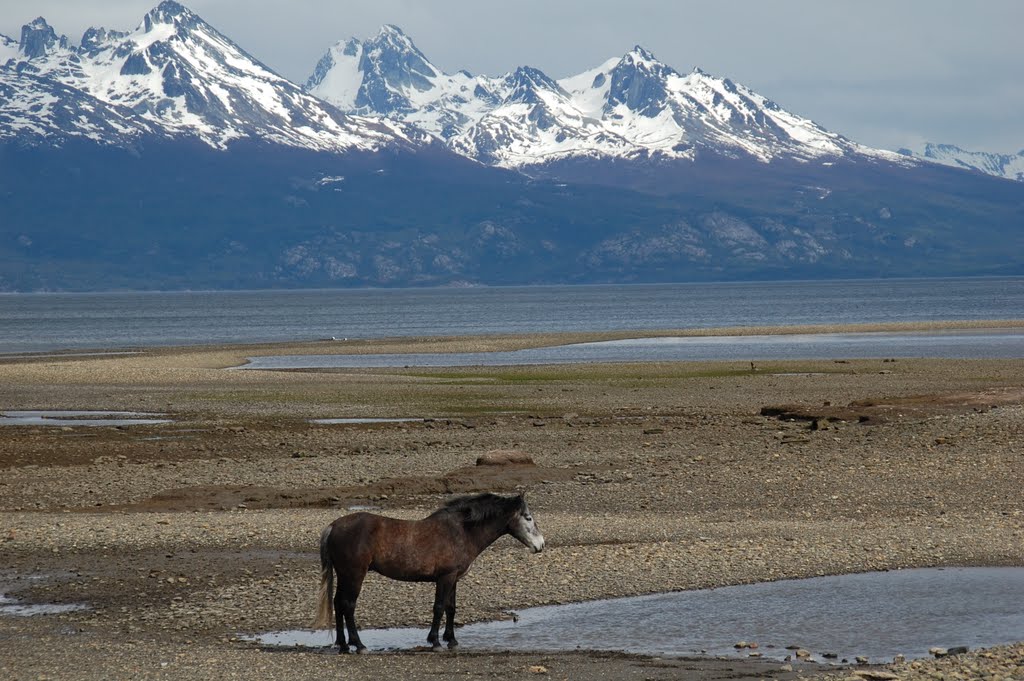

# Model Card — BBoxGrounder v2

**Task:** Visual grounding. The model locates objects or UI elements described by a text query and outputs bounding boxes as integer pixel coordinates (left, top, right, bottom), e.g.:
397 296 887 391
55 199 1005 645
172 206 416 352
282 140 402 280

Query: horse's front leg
442 581 458 649
428 575 456 652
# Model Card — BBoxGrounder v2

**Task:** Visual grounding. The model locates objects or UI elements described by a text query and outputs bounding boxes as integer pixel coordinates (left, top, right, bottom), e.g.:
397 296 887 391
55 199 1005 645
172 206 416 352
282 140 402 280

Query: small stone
855 656 869 665
779 664 793 672
528 665 548 674
852 672 900 681
929 647 948 658
795 648 812 658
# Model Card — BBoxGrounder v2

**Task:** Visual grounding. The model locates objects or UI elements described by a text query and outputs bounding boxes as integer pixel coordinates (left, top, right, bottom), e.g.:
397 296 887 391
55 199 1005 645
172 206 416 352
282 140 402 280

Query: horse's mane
431 493 523 525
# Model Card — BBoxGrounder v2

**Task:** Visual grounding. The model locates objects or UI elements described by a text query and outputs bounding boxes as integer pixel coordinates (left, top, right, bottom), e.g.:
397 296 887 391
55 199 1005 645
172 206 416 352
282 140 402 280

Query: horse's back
327 512 464 581
327 512 416 555
324 512 383 565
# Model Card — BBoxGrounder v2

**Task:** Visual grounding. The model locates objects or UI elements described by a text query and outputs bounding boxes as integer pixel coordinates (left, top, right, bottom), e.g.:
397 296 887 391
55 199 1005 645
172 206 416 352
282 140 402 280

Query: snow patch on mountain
0 68 158 144
0 33 21 64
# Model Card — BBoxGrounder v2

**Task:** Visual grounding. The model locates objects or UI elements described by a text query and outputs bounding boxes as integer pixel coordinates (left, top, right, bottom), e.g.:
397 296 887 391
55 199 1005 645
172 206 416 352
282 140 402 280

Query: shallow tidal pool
248 567 1024 663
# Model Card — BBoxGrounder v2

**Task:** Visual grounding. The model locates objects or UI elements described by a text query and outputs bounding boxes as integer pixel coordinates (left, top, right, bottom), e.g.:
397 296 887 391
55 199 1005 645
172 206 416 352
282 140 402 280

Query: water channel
0 410 172 427
249 568 1024 663
239 329 1024 370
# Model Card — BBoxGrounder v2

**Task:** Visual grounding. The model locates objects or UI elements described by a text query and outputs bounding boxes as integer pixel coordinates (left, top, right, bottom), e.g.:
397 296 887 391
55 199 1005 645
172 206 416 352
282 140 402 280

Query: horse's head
509 494 545 553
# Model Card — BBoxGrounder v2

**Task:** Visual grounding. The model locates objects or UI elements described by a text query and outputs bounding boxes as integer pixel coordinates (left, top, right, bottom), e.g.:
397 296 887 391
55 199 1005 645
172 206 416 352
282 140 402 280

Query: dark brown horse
312 493 545 653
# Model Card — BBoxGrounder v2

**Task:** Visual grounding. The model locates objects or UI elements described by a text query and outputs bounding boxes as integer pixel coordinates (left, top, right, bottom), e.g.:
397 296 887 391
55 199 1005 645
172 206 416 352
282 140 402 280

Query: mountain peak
506 65 568 102
367 24 418 52
143 1 202 32
26 17 53 30
620 45 672 72
308 24 442 114
153 0 193 18
80 26 129 54
377 24 408 38
628 45 658 62
19 17 67 59
367 23 425 58
606 45 677 115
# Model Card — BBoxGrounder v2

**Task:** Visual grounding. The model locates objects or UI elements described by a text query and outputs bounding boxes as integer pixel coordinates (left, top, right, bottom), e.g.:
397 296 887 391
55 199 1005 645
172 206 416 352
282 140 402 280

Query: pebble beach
1 328 1023 680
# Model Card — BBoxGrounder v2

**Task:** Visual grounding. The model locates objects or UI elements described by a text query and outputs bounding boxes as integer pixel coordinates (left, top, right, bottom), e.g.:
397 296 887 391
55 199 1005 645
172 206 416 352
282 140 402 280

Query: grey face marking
511 501 545 553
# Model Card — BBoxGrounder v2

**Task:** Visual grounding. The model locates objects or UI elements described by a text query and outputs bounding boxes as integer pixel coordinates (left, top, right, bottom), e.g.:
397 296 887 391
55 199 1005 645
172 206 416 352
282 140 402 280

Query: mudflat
1 327 1023 681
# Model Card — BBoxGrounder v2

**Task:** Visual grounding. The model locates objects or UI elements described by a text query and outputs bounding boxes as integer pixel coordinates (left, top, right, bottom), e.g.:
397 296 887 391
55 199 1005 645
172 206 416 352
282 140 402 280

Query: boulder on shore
476 450 535 466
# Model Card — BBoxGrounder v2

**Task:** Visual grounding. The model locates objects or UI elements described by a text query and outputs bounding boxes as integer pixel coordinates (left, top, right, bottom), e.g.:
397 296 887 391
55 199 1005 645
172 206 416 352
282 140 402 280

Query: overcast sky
2 0 1021 154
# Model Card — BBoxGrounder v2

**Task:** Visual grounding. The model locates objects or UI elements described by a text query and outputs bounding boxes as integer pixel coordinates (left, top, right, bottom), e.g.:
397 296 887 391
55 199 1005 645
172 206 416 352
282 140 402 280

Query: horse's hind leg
332 582 349 652
336 570 367 654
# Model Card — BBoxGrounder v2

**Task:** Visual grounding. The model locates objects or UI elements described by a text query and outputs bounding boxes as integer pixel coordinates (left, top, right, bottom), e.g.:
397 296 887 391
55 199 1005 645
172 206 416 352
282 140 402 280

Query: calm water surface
2 278 1023 354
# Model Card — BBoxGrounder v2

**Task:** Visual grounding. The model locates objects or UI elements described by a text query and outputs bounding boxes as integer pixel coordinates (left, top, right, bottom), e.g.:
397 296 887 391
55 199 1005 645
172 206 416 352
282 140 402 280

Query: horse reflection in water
313 493 545 653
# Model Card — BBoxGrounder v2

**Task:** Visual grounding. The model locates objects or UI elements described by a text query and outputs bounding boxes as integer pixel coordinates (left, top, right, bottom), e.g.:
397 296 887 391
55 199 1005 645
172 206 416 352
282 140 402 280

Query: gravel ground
1 329 1023 680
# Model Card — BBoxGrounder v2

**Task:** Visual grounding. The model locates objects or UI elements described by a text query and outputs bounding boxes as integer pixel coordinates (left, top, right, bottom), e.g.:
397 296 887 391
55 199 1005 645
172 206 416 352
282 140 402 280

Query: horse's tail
312 524 334 630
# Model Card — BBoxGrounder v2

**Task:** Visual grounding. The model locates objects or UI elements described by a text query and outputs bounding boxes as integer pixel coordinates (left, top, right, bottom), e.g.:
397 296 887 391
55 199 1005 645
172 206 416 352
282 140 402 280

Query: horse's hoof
337 647 350 655
431 644 443 652
355 646 368 655
447 640 459 650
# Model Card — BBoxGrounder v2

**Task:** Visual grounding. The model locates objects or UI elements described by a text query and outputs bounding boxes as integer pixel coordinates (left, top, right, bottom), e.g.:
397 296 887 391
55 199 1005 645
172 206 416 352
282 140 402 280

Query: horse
312 492 545 653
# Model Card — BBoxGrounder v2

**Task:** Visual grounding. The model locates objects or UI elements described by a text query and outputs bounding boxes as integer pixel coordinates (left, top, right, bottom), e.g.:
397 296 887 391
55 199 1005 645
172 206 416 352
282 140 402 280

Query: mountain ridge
900 143 1024 182
306 27 909 170
1 2 428 153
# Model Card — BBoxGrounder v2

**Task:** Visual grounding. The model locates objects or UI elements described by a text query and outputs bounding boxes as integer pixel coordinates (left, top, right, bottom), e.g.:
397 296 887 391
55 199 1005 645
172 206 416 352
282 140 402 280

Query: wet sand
1 326 1023 680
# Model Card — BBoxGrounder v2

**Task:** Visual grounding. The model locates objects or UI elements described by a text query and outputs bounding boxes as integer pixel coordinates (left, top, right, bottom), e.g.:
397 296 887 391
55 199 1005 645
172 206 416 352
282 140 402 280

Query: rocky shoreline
1 332 1023 680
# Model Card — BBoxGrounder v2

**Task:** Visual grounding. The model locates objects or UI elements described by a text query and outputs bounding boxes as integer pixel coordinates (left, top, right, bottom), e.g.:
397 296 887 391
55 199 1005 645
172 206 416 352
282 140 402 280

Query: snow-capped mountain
307 28 902 168
2 2 424 152
900 143 1024 182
